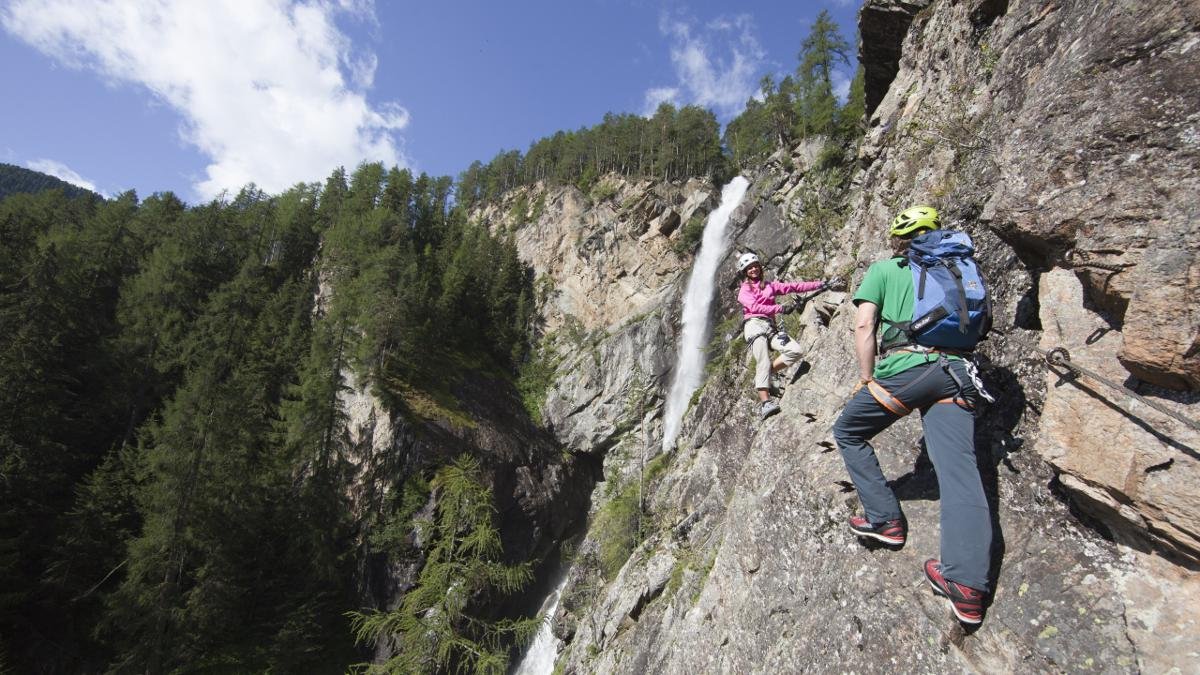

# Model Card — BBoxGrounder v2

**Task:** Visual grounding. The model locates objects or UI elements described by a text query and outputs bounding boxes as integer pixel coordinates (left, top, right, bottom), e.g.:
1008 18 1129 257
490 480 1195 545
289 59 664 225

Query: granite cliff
463 1 1199 672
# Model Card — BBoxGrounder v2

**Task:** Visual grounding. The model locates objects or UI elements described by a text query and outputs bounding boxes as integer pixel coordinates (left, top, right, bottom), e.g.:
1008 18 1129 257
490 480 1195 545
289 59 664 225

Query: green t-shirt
854 257 956 380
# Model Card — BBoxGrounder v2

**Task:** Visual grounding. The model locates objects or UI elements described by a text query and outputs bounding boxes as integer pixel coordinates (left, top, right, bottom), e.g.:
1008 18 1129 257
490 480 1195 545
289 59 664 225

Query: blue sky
1 0 860 203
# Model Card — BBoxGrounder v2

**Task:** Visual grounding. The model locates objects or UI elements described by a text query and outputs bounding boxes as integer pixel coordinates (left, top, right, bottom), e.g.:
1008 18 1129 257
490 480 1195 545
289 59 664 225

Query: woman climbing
736 252 830 420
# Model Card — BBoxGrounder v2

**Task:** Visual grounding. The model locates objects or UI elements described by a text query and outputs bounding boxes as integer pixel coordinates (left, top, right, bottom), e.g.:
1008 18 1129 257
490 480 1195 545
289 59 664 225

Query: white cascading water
511 571 570 675
661 176 750 451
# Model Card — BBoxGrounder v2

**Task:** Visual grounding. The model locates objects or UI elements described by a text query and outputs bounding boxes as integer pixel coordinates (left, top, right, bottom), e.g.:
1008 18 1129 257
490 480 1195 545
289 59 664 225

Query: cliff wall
479 0 1199 672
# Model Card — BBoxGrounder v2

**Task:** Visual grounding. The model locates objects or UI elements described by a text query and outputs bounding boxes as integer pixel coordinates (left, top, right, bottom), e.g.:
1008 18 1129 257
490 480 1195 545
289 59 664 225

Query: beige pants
744 317 804 390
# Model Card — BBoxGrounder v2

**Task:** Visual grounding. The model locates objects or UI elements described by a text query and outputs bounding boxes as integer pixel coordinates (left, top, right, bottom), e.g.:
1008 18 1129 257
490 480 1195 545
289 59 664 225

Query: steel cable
995 329 1200 433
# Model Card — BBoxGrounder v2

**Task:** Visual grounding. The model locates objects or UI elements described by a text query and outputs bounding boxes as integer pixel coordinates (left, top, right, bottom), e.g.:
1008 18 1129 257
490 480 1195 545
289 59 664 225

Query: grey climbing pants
833 358 992 592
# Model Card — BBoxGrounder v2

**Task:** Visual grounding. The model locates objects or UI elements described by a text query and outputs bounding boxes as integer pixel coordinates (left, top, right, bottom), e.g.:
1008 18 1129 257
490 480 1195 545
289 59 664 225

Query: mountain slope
0 162 99 201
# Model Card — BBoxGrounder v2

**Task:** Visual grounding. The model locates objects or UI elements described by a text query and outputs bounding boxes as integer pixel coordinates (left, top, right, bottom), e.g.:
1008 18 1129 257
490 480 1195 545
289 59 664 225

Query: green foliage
594 479 643 579
456 106 731 208
530 192 547 221
672 212 707 255
837 65 867 138
666 558 688 598
348 456 538 674
517 340 562 425
723 14 863 167
0 159 537 672
0 162 100 201
368 473 432 556
815 141 846 171
316 163 535 422
644 452 672 484
691 550 718 604
723 76 791 167
665 546 713 603
704 315 745 377
794 10 851 140
589 178 619 202
980 42 999 77
508 192 530 224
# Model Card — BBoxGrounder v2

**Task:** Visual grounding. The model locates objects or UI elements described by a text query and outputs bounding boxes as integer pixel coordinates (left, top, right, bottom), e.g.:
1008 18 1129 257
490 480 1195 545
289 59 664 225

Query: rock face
476 177 716 336
336 342 594 622
486 0 1200 673
970 1 1200 390
474 176 724 461
859 0 933 116
1036 269 1200 560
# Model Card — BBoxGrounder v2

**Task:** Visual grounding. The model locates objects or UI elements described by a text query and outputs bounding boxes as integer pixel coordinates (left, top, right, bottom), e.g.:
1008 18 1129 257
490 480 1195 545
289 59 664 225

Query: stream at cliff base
511 570 570 675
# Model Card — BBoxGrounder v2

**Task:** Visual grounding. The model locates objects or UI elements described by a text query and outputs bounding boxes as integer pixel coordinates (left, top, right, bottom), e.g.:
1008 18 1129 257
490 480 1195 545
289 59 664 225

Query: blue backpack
883 230 992 351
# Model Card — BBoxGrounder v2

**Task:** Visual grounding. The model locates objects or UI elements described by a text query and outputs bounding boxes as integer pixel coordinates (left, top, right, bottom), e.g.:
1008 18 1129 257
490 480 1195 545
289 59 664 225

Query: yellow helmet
890 206 941 236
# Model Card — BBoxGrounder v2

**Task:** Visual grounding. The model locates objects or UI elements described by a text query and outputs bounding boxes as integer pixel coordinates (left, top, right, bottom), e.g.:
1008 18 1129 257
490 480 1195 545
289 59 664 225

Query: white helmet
737 252 760 274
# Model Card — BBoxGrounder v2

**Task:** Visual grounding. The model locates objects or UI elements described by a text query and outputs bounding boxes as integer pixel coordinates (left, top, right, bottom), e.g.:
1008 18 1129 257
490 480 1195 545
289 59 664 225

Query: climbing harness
865 353 984 416
999 329 1200 433
744 319 790 352
880 344 994 402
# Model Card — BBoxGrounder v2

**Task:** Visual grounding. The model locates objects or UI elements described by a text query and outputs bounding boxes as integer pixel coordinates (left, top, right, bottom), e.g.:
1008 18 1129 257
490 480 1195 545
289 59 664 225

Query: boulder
1117 248 1200 390
1037 268 1200 560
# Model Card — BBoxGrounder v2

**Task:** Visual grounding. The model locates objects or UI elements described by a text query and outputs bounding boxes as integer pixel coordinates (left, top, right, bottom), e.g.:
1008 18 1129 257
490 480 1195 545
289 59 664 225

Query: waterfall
510 177 748 673
511 570 570 675
661 176 749 451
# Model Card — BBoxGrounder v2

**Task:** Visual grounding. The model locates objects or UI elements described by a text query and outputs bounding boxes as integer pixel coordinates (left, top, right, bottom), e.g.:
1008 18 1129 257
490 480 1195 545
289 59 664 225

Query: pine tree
795 10 851 139
0 190 138 667
349 456 538 675
837 64 867 139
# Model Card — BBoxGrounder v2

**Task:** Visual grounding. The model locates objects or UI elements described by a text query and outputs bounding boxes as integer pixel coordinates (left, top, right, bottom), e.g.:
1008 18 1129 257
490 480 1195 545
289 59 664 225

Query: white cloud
26 158 104 194
643 86 680 114
644 12 766 120
833 69 851 104
2 0 409 200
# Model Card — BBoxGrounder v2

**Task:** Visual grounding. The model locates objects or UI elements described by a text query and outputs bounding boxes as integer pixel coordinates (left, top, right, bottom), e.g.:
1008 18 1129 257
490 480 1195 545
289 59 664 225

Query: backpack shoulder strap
944 259 970 333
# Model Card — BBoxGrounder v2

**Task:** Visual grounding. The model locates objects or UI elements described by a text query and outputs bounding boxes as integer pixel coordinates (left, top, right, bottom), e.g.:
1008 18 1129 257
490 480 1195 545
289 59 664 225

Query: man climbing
736 252 829 420
833 206 994 624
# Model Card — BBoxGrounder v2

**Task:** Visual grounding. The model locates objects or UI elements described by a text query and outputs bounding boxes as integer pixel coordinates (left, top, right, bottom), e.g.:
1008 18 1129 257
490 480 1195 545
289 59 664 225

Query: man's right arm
853 301 878 384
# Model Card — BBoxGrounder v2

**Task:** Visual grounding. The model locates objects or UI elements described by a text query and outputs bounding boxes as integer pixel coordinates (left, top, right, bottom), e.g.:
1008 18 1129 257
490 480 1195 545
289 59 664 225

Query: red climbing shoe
923 559 985 624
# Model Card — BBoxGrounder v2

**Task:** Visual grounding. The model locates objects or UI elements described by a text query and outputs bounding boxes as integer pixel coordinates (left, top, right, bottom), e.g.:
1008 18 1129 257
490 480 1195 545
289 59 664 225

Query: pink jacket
738 279 823 319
